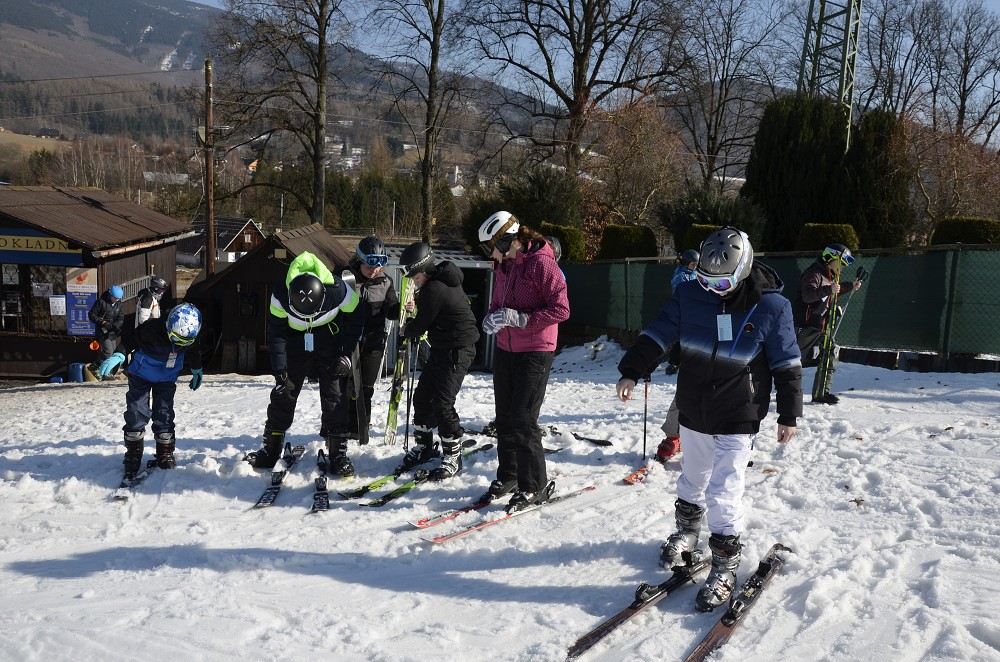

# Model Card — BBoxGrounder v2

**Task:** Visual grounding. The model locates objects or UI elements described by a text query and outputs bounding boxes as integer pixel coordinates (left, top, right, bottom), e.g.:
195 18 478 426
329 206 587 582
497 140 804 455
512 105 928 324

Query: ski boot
812 391 840 405
506 480 555 514
122 430 144 477
654 436 681 463
325 435 355 477
154 431 176 469
430 437 463 481
695 533 742 612
246 428 285 468
659 498 706 568
396 426 439 473
478 478 518 504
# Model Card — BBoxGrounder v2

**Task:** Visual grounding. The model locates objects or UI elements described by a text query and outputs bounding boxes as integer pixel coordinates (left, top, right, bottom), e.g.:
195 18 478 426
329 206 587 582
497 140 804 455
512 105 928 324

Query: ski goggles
168 330 196 347
360 253 389 269
696 272 740 295
822 247 855 267
479 233 515 258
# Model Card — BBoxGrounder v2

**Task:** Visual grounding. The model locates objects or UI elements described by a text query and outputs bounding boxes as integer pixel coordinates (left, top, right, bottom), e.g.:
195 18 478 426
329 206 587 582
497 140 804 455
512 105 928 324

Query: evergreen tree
741 94 850 250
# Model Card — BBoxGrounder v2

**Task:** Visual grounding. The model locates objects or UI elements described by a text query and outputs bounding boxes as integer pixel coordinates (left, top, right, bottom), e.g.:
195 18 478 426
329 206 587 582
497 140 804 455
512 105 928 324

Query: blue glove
482 308 528 335
189 368 203 391
98 352 126 377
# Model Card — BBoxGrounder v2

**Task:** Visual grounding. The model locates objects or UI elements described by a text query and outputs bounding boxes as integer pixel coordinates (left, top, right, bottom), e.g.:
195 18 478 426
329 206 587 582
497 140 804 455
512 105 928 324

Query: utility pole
797 0 864 149
204 58 216 277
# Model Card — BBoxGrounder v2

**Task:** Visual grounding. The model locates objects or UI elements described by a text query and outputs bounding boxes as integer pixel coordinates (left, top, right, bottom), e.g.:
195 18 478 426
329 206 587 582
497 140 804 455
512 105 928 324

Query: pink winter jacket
489 239 570 352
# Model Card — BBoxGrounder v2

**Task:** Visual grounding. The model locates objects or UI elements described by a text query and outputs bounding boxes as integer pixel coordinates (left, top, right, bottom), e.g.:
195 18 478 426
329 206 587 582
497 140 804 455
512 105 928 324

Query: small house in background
0 186 195 377
177 215 266 269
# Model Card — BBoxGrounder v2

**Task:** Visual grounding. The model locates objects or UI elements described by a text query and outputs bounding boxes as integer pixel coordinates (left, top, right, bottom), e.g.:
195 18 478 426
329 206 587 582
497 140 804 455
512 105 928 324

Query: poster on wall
49 296 66 316
66 267 97 336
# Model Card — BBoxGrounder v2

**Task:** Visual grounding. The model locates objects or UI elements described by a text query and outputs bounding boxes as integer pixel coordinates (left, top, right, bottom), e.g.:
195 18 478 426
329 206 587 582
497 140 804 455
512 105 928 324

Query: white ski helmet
478 211 519 244
166 303 202 346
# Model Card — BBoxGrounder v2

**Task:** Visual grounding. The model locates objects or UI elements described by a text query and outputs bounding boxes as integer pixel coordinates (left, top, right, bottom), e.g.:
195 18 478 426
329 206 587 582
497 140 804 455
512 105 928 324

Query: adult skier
88 285 125 371
477 211 569 512
656 248 701 462
134 275 167 327
616 228 802 612
347 235 400 438
98 302 204 476
395 242 480 480
793 243 862 404
247 251 363 476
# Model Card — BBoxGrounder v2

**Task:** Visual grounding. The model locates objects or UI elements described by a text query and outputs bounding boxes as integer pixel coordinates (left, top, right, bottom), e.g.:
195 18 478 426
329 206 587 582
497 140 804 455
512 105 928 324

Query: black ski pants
412 344 475 440
492 348 554 494
796 325 838 377
267 347 350 437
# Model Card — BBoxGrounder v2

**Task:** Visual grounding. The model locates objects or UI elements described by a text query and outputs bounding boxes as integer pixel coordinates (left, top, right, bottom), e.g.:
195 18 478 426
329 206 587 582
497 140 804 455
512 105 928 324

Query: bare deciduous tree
365 0 468 242
207 0 351 224
457 0 686 174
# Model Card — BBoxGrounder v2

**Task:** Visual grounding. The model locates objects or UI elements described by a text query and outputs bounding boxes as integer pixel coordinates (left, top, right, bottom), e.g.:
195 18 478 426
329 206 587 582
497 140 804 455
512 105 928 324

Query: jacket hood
430 260 464 287
286 251 337 287
724 261 783 311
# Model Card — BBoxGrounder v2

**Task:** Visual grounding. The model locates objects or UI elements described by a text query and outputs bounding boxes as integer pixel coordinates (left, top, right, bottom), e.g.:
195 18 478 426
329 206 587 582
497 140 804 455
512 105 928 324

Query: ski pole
403 339 416 451
642 376 650 461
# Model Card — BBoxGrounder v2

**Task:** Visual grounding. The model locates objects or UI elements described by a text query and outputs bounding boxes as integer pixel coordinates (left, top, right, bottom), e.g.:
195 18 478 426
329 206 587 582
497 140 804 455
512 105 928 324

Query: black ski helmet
288 272 325 316
822 243 854 266
679 249 700 266
356 235 388 267
399 242 434 277
150 275 167 291
545 236 563 262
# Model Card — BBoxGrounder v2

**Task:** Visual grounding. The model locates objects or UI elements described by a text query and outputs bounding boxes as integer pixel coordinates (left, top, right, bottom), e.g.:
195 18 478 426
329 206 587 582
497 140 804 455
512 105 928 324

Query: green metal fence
563 245 1000 356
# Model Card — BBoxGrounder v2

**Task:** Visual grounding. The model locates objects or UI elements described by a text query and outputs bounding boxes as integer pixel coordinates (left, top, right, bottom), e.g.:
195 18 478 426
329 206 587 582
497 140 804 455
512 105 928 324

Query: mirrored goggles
823 247 855 267
696 272 740 295
168 330 196 347
152 287 166 296
479 234 515 258
361 253 389 269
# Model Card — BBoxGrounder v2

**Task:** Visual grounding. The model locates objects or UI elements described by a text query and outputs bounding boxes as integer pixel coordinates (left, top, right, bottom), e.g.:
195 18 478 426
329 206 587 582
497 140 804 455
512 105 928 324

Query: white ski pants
675 426 755 537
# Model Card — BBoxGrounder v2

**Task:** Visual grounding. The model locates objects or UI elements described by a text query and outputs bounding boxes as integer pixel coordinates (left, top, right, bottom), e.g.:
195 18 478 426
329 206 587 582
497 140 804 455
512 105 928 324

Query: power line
0 70 199 84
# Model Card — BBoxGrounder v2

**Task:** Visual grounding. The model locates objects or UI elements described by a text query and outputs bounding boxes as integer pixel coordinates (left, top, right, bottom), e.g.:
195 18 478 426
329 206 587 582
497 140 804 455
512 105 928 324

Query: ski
460 425 572 453
338 439 479 500
358 443 494 508
422 485 597 544
360 470 431 507
408 500 490 529
112 460 158 501
384 277 415 445
683 543 792 662
252 443 306 508
566 552 711 660
623 466 649 484
549 427 614 447
311 475 330 513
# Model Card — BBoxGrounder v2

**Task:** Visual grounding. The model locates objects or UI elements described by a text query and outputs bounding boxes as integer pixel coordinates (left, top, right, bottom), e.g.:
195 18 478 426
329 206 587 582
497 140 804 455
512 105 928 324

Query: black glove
273 371 295 401
331 355 352 378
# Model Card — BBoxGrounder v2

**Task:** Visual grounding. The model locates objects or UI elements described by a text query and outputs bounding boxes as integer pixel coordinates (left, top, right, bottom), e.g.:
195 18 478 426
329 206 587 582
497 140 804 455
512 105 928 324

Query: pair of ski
566 543 791 661
338 440 492 508
251 442 307 508
413 485 598 544
112 459 159 501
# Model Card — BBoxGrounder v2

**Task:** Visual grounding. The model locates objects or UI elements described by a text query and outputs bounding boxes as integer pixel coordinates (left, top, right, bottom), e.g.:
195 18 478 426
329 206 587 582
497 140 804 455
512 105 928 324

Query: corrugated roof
178 216 264 255
275 223 354 269
0 186 191 250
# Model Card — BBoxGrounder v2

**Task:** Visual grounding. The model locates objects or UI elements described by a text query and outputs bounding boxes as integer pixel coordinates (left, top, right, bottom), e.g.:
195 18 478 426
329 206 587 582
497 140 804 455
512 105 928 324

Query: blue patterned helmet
166 303 201 346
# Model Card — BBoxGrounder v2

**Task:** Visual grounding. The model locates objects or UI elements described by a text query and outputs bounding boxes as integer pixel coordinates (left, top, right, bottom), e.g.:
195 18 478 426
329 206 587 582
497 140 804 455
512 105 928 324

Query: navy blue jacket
619 262 802 435
120 317 202 383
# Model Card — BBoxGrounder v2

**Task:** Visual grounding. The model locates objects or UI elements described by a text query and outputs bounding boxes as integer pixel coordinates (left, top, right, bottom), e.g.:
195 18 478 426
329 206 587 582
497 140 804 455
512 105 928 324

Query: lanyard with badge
304 319 315 352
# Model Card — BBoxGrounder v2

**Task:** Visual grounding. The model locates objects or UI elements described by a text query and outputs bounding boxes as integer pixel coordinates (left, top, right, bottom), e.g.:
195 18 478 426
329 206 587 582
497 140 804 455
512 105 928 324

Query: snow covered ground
1 338 998 661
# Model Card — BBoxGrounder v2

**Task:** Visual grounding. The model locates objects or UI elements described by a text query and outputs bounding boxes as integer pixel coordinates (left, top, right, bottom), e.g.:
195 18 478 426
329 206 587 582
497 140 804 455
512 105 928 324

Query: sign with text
66 267 97 336
0 229 82 266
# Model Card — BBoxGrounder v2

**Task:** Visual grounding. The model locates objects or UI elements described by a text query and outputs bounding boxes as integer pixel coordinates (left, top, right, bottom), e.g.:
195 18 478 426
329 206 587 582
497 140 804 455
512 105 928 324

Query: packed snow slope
1 339 998 661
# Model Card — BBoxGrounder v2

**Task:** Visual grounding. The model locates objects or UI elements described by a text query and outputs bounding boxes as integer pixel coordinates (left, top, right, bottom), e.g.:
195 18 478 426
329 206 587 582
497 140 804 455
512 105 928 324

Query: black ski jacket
88 292 124 340
402 261 480 350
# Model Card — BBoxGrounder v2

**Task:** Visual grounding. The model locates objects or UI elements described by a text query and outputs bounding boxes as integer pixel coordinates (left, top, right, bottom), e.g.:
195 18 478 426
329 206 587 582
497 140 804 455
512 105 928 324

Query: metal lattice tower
797 0 864 147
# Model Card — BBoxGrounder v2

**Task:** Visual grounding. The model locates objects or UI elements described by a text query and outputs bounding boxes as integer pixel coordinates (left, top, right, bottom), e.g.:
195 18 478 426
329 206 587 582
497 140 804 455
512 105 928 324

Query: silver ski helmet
399 242 434 277
696 228 753 296
545 236 563 262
